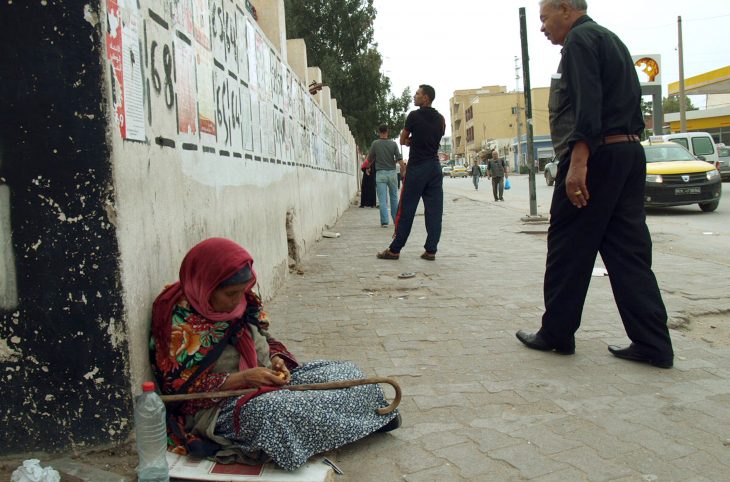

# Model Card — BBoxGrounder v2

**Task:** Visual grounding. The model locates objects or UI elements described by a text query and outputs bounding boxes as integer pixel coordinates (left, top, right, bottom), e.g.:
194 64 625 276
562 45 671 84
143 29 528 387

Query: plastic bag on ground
10 459 61 482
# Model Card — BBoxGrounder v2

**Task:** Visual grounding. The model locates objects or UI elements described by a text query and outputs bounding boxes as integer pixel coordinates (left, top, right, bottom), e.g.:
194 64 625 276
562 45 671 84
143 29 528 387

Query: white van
659 132 719 166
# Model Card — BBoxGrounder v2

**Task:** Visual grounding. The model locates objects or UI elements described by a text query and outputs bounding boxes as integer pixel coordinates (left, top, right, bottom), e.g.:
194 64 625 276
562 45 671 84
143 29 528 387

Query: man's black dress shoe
608 344 673 368
516 330 575 355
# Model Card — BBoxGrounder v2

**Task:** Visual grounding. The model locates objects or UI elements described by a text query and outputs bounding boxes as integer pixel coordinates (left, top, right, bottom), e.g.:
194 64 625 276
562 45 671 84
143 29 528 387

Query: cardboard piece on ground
166 453 334 482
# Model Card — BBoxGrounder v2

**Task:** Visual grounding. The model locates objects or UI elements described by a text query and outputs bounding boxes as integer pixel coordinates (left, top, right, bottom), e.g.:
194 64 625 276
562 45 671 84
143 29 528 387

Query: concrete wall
0 0 357 454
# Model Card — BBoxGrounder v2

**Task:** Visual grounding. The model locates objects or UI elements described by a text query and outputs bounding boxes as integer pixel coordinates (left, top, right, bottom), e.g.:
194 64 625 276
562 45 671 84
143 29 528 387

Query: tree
640 98 653 117
284 0 410 149
663 95 697 113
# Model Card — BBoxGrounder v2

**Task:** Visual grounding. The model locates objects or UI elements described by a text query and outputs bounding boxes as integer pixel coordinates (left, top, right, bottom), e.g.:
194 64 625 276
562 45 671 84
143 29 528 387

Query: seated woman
150 237 399 471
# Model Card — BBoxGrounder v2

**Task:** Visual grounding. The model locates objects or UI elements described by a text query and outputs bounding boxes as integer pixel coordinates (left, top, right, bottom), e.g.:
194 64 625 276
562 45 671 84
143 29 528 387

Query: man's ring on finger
574 191 583 195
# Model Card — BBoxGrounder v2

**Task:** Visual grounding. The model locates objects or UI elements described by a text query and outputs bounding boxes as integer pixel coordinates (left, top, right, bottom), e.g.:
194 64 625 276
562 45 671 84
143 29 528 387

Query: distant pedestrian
367 125 404 227
376 84 445 261
516 0 673 368
359 158 376 208
471 159 481 190
487 150 508 201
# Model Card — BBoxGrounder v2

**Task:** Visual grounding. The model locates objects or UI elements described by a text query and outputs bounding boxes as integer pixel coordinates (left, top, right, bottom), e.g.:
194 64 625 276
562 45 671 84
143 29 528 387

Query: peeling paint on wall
0 338 21 363
0 185 18 310
0 0 132 454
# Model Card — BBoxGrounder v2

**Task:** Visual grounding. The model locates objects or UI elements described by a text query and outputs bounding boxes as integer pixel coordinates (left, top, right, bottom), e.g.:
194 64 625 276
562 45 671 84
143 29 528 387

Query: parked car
643 141 722 212
652 132 719 167
544 156 559 186
441 165 452 176
450 166 468 178
717 145 730 181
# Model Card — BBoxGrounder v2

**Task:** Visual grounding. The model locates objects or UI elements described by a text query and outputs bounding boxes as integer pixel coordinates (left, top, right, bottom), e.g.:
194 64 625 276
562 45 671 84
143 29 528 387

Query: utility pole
677 15 687 132
514 56 523 174
519 7 543 221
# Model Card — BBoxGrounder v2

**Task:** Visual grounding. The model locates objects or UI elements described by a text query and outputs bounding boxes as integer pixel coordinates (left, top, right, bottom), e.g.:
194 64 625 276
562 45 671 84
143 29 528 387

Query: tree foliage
640 98 653 117
663 95 697 113
284 0 410 150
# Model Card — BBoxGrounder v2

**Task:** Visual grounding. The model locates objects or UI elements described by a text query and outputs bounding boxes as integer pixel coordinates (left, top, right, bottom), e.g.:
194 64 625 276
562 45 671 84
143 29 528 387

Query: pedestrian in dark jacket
487 150 508 201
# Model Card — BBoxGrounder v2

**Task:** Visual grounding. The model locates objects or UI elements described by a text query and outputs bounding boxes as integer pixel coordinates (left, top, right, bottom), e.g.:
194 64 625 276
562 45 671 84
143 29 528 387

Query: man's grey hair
539 0 587 10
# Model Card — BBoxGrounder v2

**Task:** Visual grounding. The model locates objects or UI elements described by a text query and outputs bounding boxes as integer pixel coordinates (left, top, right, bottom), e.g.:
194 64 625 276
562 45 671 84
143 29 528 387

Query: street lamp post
519 7 546 223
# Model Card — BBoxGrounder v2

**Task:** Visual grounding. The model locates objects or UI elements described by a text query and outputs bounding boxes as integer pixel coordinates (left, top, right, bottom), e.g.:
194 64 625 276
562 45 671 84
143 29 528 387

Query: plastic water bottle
134 382 170 482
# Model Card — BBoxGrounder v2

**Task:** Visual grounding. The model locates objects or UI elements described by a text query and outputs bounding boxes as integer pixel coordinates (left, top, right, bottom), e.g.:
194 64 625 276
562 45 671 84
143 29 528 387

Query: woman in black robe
360 159 376 208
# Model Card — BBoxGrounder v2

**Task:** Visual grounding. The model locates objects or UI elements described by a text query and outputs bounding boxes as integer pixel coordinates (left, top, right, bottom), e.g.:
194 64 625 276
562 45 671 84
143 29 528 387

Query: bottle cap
142 381 155 392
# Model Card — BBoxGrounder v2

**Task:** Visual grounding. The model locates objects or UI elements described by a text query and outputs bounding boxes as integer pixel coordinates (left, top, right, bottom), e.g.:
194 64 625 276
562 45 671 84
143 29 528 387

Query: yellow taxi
449 166 468 178
642 140 722 212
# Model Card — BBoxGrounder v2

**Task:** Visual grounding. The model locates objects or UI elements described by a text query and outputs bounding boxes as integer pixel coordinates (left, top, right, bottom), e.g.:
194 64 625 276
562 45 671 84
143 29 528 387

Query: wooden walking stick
159 376 402 415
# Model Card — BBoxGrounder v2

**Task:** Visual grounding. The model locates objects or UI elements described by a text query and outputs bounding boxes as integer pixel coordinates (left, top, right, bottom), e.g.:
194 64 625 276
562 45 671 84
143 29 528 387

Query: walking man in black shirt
377 84 445 261
516 0 674 368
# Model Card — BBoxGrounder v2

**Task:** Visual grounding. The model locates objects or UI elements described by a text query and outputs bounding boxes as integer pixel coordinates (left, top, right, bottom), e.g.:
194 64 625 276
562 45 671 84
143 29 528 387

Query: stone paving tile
462 427 522 453
391 421 463 443
530 467 591 482
678 431 730 470
388 443 446 474
615 427 697 459
402 463 469 482
418 430 471 452
619 447 701 481
552 447 638 481
568 426 642 459
434 442 523 479
508 426 584 456
413 393 474 411
671 450 730 479
488 442 569 479
577 413 641 437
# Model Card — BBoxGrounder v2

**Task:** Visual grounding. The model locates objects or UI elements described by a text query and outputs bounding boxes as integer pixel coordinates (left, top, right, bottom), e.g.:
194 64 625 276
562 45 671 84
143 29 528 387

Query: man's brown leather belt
600 134 640 145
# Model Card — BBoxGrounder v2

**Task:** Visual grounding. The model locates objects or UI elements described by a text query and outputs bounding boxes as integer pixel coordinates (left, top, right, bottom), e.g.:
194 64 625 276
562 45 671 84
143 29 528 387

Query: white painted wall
101 0 357 388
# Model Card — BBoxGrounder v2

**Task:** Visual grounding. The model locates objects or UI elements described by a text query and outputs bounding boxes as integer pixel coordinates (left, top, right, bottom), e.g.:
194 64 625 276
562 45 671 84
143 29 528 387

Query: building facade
449 86 551 167
666 66 730 145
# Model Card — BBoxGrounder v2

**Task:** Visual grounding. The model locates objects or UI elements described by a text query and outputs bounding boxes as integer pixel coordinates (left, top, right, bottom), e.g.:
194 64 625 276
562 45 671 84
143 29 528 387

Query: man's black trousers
389 161 443 254
539 142 673 359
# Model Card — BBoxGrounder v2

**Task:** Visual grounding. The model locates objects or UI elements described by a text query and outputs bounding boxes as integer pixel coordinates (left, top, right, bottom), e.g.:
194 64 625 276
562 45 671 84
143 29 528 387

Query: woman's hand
270 355 291 382
221 367 288 390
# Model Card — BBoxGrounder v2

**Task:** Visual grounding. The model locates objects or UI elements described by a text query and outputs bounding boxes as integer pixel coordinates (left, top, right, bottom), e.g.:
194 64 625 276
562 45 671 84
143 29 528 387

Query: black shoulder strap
165 319 244 413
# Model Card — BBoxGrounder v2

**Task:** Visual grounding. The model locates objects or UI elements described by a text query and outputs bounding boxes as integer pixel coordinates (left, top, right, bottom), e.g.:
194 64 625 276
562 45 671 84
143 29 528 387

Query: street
445 173 730 268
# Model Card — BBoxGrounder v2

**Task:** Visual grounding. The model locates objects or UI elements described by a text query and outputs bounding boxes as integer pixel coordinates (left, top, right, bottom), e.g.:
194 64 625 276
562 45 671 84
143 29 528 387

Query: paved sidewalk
266 183 730 482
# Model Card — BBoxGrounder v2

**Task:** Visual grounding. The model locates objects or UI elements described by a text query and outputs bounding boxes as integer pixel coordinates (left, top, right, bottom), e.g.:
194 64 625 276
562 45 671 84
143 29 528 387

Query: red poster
106 0 125 138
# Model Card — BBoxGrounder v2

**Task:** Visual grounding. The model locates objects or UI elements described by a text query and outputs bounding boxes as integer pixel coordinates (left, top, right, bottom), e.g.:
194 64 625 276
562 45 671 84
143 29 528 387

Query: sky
372 0 730 137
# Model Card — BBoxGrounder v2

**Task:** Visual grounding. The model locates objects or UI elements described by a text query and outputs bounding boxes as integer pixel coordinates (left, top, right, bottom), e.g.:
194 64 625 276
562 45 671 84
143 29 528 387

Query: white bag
10 459 61 482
